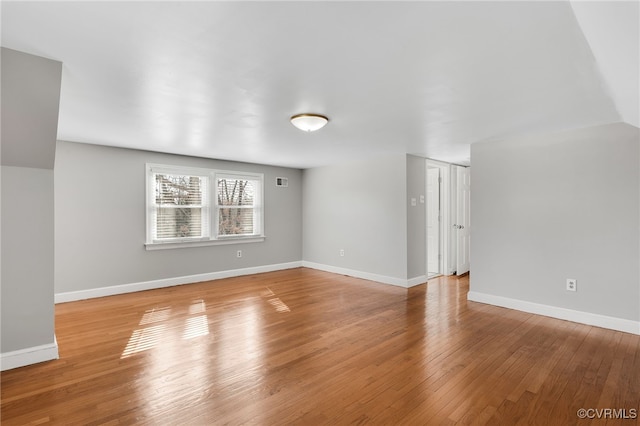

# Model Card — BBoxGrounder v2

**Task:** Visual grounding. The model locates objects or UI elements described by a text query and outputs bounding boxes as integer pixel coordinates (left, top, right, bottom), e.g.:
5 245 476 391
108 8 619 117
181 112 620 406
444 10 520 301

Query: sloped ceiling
1 1 635 169
570 1 639 129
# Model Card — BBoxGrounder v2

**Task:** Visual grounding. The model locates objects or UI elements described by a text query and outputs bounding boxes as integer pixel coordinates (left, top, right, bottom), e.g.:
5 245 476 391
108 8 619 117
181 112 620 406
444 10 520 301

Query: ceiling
1 1 637 169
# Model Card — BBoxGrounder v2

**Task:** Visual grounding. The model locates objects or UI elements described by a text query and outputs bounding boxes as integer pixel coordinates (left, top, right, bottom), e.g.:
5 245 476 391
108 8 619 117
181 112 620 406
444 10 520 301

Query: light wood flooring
1 268 639 425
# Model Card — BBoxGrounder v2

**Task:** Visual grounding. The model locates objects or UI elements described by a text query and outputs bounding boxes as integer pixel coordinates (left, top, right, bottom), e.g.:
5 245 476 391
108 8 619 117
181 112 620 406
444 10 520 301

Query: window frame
145 164 265 250
213 171 264 240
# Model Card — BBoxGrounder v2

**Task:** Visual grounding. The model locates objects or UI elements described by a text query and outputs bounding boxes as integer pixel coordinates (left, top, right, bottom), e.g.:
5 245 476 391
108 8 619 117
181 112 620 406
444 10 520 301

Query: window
146 164 264 249
214 173 262 238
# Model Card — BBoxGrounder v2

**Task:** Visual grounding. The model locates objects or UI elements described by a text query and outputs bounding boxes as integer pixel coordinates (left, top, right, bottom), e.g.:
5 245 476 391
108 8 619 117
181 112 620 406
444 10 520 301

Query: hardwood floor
1 268 638 425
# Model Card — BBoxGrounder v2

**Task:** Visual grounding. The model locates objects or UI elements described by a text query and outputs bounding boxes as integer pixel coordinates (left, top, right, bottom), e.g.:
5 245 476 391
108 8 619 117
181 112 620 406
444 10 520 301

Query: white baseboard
302 261 412 288
55 261 303 303
56 261 426 304
1 338 59 371
407 275 428 287
467 291 640 335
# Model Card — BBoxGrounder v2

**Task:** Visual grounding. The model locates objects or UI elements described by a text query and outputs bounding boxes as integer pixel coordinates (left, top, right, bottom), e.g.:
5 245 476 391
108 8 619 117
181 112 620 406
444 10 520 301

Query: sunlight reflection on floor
267 298 291 313
122 300 212 358
121 324 167 358
182 315 210 339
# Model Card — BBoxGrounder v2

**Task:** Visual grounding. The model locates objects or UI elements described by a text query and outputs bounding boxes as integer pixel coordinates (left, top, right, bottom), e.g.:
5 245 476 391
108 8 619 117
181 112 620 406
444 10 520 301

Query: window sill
145 236 265 251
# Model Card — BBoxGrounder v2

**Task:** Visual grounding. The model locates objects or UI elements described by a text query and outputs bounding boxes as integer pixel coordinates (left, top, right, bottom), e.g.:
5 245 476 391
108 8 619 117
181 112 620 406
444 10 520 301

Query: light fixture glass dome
290 113 329 132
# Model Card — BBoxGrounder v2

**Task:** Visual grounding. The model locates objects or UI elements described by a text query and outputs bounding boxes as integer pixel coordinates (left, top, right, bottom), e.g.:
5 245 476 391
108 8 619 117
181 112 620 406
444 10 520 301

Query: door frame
425 159 451 277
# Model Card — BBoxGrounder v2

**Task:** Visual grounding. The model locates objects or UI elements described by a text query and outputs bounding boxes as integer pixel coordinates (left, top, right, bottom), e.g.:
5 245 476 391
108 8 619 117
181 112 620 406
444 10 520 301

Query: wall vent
275 177 288 187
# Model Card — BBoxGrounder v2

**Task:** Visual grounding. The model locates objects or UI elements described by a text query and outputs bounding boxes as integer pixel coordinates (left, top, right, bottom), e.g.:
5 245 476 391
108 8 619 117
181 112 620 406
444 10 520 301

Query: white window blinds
146 164 263 246
154 173 208 240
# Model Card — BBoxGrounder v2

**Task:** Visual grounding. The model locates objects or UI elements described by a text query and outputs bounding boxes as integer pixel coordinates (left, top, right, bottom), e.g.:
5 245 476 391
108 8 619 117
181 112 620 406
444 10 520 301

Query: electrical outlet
566 278 577 292
237 250 242 258
339 249 345 257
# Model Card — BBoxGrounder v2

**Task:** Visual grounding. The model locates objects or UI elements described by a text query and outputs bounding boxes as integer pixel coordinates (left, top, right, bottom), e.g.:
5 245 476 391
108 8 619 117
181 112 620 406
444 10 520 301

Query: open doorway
425 160 470 279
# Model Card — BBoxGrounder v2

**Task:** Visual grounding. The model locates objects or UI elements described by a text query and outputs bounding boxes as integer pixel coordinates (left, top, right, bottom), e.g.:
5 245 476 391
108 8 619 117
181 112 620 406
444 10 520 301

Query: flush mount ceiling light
290 113 329 132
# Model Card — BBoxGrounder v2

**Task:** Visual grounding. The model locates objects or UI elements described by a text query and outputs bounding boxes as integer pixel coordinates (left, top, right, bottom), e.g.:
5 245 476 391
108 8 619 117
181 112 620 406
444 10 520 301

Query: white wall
407 155 426 281
54 141 303 298
470 123 639 333
302 154 409 285
1 167 56 350
1 48 61 169
1 48 61 368
570 1 640 128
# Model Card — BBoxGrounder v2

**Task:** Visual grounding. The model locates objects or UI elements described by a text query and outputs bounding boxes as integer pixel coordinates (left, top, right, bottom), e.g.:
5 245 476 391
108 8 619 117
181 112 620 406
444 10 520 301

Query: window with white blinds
146 164 263 247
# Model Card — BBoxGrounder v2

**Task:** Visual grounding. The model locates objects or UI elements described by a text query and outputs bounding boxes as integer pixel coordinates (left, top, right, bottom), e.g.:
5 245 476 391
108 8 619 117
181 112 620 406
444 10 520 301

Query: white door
456 167 470 275
427 167 441 276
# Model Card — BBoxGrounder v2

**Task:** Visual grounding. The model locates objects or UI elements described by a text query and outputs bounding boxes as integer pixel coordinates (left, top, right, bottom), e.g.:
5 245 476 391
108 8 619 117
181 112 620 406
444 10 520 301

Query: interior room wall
302 154 409 285
1 167 56 351
54 141 303 297
1 48 61 367
470 122 640 332
407 155 426 282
